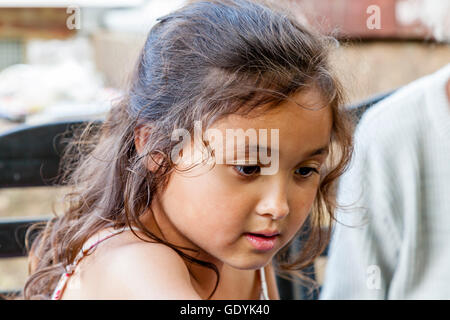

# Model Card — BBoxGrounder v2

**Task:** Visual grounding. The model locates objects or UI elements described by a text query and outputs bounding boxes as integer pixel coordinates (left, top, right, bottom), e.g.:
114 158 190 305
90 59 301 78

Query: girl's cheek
289 187 319 226
289 209 309 233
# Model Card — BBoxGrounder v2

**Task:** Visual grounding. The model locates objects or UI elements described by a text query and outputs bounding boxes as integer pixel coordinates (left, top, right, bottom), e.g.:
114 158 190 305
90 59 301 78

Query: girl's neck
139 208 260 299
138 197 227 298
137 195 265 299
186 260 226 299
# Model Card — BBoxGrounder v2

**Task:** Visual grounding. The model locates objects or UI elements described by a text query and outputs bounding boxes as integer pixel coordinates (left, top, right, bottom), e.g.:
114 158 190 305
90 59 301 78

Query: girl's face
144 89 333 271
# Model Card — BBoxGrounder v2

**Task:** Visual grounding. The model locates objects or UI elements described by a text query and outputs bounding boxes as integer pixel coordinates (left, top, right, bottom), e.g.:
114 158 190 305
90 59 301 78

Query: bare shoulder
78 231 201 299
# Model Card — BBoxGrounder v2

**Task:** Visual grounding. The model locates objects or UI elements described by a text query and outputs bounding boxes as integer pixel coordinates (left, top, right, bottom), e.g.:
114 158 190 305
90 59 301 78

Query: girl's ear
134 125 151 156
134 125 163 172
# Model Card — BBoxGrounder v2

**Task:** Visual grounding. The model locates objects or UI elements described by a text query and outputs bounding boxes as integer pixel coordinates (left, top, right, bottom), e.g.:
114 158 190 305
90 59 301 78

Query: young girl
23 0 353 300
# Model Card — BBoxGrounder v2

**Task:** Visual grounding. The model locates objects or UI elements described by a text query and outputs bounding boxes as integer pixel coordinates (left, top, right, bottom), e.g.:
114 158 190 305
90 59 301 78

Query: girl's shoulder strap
85 226 140 250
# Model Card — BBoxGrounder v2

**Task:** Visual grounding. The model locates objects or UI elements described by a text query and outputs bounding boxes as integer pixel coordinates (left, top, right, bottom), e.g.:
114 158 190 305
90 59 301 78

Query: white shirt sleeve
319 115 401 299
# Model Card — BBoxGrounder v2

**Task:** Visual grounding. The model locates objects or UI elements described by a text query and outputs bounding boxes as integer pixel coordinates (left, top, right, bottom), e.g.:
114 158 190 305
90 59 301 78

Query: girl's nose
255 182 290 220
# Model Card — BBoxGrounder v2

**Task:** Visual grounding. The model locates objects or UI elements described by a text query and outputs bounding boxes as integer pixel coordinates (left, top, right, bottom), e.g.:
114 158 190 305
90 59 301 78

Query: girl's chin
225 255 273 271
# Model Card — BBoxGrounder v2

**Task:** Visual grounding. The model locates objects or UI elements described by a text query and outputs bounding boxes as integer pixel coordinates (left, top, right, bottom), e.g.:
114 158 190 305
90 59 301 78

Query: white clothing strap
259 267 270 300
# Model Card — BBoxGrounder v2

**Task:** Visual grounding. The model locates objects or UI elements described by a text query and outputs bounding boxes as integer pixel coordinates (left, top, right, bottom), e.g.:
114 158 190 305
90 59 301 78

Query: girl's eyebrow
234 143 329 159
304 144 330 158
232 144 277 159
237 144 278 153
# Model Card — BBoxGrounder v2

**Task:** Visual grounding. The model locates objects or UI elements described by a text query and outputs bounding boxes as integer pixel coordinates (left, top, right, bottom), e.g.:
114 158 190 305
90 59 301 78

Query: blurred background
0 0 449 294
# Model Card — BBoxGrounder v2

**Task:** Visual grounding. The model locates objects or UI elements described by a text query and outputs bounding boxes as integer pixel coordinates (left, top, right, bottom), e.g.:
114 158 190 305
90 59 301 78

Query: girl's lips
245 233 278 251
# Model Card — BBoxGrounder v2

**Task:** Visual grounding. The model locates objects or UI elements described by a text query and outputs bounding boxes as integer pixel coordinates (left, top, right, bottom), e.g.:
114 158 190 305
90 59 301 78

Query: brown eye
234 165 261 176
295 167 319 178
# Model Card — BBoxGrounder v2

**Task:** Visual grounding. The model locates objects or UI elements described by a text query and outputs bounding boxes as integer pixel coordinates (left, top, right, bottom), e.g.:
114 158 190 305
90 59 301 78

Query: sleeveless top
51 227 270 300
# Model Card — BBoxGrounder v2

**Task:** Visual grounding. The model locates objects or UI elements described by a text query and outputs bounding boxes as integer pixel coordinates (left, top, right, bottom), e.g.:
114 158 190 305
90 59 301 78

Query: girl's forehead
203 92 333 161
210 89 332 132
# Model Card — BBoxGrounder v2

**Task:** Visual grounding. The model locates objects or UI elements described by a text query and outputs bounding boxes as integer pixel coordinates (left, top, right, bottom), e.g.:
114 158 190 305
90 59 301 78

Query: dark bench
0 90 394 299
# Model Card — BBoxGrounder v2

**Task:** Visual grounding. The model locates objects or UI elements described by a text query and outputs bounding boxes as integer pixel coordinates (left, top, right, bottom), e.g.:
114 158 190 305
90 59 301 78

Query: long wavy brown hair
20 0 354 299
